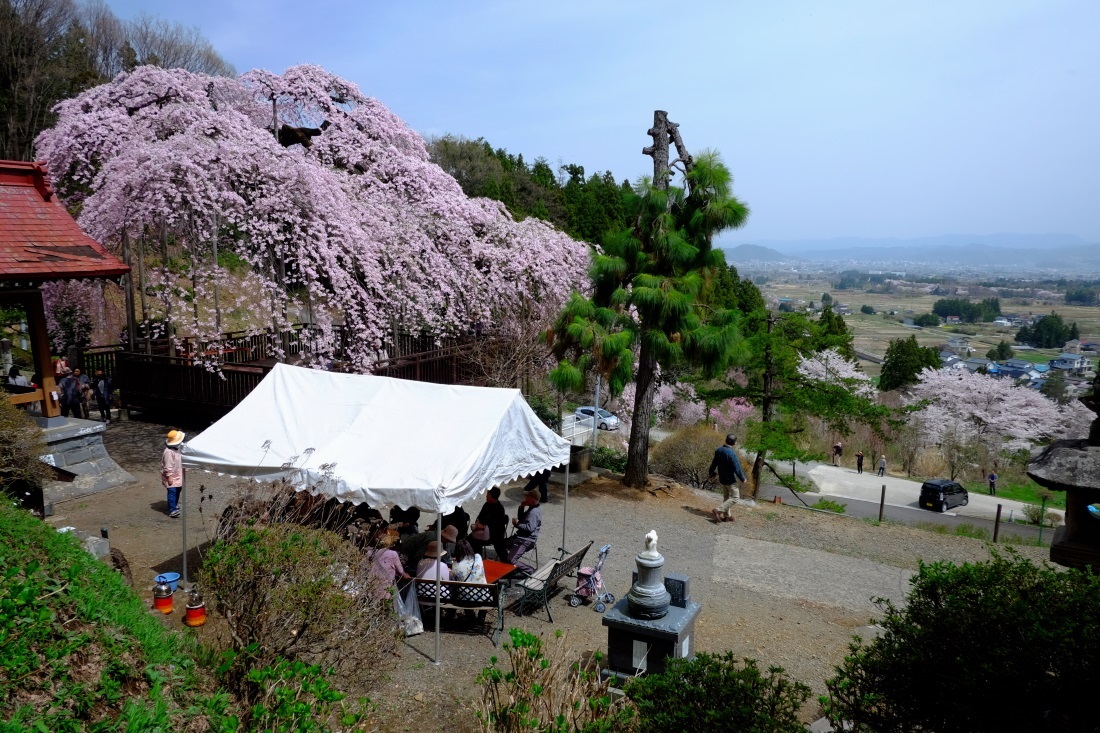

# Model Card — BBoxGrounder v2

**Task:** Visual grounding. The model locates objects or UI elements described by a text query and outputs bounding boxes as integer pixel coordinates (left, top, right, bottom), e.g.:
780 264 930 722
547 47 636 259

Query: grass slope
0 501 231 732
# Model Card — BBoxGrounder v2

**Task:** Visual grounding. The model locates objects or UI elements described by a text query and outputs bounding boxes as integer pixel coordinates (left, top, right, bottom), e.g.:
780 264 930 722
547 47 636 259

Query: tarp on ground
181 363 569 514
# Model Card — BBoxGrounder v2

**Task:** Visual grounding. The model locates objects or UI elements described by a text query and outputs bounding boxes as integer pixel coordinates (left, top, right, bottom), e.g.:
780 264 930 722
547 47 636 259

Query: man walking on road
988 471 997 496
709 434 746 523
856 450 864 474
832 442 843 466
877 455 887 477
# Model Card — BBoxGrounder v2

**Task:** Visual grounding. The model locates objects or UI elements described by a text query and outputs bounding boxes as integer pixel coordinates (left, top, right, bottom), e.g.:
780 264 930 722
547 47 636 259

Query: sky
103 0 1100 245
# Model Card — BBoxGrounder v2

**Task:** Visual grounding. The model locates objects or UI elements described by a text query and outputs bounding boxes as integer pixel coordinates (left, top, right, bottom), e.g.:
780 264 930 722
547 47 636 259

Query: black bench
414 578 505 645
514 541 593 622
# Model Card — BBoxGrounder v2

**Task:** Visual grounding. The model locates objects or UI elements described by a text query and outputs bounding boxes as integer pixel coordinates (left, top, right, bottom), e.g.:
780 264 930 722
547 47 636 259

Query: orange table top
483 559 517 585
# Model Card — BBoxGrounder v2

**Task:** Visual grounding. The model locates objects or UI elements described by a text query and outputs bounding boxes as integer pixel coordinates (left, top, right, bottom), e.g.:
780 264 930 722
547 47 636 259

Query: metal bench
514 541 593 622
414 578 506 645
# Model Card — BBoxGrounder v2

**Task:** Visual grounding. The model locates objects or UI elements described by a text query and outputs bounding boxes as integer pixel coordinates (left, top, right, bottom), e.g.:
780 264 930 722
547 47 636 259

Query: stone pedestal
38 418 134 508
602 598 701 680
626 551 672 619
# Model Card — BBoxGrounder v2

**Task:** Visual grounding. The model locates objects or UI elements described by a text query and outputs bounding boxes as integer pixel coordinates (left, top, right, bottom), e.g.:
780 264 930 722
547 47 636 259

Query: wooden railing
117 352 267 415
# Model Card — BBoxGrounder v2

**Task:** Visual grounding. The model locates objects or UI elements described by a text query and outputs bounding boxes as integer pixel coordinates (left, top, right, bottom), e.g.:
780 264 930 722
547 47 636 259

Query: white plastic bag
394 581 423 636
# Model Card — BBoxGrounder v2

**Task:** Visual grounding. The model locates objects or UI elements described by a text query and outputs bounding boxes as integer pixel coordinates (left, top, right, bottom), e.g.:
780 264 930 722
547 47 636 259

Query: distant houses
937 345 1093 390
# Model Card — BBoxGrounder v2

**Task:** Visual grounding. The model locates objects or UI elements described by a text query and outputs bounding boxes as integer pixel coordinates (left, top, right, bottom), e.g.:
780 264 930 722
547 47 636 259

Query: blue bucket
156 572 180 592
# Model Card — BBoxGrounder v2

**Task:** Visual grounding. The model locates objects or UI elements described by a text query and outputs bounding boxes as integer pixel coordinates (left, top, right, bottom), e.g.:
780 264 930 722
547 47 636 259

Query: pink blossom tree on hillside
797 348 875 399
35 65 587 369
906 368 1091 474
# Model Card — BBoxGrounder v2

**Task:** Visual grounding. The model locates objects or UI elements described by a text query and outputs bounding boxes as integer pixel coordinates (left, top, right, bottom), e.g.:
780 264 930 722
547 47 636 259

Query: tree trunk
751 314 777 494
624 340 658 487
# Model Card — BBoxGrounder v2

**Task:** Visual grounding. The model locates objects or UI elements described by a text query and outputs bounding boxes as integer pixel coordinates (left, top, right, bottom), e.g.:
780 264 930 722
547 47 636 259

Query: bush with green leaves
812 498 847 514
477 628 633 733
625 652 810 733
231 655 373 733
591 446 628 473
200 522 401 708
822 551 1100 732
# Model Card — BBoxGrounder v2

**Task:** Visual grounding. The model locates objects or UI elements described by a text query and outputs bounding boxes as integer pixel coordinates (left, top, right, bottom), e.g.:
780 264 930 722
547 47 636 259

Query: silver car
575 406 620 431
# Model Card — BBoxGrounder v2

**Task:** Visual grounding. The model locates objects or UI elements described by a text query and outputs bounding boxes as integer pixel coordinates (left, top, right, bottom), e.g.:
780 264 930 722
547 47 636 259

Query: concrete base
39 418 135 505
602 598 701 678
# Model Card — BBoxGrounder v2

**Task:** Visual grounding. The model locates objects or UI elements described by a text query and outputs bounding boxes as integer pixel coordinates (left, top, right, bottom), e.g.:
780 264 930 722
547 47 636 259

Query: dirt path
47 417 1049 729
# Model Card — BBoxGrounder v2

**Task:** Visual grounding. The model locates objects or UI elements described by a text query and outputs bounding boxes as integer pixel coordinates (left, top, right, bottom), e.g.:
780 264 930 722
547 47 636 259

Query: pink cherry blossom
35 65 588 368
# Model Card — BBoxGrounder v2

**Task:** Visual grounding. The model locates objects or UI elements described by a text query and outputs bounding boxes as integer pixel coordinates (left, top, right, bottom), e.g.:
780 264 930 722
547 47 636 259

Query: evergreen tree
551 114 749 487
879 335 941 392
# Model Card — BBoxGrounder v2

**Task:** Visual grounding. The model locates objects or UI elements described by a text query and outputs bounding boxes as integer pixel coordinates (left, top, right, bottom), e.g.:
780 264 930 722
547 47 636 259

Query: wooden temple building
0 160 134 504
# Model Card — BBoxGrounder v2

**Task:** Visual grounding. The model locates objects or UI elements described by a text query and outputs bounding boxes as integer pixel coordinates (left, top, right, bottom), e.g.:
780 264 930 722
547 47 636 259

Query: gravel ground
47 417 1050 730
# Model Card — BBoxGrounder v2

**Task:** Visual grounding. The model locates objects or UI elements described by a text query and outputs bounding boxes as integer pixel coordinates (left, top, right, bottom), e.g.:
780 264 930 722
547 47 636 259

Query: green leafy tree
710 310 888 490
551 113 749 487
1064 286 1098 305
878 335 940 392
1040 368 1070 404
860 304 875 315
626 653 810 733
1015 311 1080 348
913 313 941 328
985 340 1014 361
705 263 765 315
813 304 855 359
820 292 833 306
822 552 1100 733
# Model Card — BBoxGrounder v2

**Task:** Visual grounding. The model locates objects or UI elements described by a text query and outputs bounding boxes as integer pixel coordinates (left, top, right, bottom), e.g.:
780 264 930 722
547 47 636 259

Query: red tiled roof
0 160 129 284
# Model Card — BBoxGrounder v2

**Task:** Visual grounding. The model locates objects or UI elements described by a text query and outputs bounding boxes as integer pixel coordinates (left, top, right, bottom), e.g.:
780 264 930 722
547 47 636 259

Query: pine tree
879 335 940 392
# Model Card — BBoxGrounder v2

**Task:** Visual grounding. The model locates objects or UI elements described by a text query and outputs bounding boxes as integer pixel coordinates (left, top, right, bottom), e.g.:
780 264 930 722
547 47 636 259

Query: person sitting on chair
471 487 509 560
505 489 542 573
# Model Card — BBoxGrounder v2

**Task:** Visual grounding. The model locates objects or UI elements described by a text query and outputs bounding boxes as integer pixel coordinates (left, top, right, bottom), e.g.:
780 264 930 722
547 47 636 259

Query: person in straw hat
415 540 451 582
162 430 186 518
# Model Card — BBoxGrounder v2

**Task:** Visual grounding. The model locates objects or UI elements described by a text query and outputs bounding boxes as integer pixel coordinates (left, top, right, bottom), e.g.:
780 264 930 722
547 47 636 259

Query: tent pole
561 461 570 556
433 516 442 666
181 468 188 588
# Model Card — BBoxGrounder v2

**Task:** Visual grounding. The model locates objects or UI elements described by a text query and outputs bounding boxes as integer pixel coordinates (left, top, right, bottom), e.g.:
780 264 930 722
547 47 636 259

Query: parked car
574 406 620 431
919 479 969 513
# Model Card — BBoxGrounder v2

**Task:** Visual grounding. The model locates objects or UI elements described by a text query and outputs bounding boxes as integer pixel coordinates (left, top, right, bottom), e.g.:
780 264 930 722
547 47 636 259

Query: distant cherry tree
35 65 587 368
906 368 1091 453
797 348 875 399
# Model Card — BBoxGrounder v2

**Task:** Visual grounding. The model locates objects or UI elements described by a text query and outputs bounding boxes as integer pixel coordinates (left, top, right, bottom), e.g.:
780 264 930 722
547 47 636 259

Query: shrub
625 652 810 733
953 523 990 540
477 627 633 732
822 551 1100 732
651 425 742 488
591 446 628 473
812 498 847 514
1021 503 1060 527
240 657 373 733
0 397 51 498
200 523 401 709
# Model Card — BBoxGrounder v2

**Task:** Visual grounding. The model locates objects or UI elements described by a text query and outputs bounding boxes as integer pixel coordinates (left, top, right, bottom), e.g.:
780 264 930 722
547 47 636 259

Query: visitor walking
73 368 91 419
93 369 112 423
877 455 887 477
162 430 185 518
988 471 997 496
709 433 747 523
524 468 552 503
856 450 864 474
832 442 843 466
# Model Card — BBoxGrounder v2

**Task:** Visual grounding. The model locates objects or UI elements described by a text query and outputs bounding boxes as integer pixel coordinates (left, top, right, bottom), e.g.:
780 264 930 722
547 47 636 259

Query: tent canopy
182 364 570 514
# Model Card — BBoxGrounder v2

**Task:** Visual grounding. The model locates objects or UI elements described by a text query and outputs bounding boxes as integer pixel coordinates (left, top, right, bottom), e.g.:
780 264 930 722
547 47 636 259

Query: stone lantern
1027 372 1100 571
602 530 701 682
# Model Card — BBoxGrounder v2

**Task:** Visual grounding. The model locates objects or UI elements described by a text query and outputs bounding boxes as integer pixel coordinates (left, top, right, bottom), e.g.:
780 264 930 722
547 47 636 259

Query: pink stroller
569 544 614 612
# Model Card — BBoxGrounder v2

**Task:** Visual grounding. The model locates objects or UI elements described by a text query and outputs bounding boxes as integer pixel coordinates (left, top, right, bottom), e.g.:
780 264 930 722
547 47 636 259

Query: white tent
182 363 570 512
179 363 572 662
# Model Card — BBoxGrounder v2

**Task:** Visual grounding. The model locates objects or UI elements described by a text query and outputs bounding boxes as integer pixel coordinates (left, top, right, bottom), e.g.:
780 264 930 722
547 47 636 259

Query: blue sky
105 1 1100 244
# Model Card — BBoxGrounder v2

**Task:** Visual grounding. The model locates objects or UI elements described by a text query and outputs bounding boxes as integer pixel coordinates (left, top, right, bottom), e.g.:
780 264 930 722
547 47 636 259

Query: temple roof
0 160 128 286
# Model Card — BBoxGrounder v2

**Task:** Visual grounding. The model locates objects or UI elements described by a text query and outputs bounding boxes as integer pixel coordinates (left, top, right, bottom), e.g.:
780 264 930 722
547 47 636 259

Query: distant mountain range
720 233 1100 271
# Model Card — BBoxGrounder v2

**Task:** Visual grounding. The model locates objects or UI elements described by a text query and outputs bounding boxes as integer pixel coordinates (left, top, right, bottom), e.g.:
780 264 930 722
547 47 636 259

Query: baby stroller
569 543 614 612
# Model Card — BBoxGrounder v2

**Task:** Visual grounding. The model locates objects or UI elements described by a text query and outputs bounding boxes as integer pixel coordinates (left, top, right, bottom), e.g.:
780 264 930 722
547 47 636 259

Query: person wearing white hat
162 430 185 518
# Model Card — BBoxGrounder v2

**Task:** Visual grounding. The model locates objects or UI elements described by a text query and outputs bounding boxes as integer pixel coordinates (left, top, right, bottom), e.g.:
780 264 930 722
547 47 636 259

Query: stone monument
1027 372 1100 571
603 530 701 681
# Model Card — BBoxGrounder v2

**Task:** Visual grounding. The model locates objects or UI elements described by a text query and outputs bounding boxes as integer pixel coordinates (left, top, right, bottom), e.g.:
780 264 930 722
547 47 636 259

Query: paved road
755 484 1050 543
800 463 1063 524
